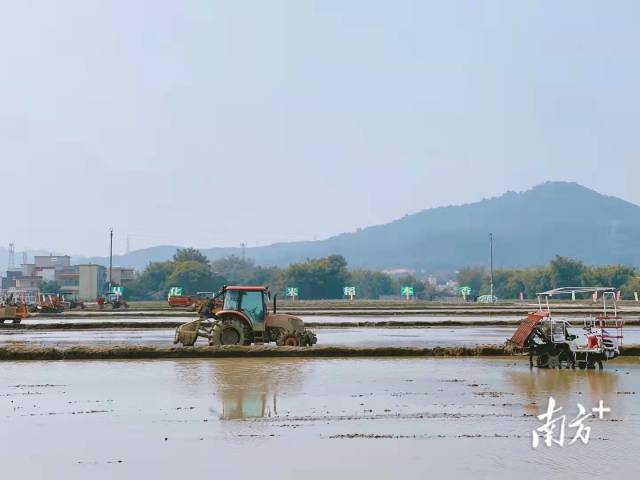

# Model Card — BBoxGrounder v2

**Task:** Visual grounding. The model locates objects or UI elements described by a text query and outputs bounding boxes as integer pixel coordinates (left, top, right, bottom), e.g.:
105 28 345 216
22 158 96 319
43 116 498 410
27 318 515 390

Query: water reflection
204 358 305 420
505 366 620 416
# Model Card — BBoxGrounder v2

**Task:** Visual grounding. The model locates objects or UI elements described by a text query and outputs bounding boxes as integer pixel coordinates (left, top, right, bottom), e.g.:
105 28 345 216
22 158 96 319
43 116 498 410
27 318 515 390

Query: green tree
350 270 394 299
282 255 350 299
211 255 279 286
392 275 426 299
581 265 635 289
623 276 640 299
168 260 224 294
136 261 173 293
172 248 210 265
549 256 586 288
490 269 525 299
456 266 486 296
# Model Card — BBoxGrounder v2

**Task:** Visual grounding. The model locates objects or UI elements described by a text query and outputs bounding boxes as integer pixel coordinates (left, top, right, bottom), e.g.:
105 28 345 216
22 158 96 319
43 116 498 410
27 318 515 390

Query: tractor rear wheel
209 318 247 346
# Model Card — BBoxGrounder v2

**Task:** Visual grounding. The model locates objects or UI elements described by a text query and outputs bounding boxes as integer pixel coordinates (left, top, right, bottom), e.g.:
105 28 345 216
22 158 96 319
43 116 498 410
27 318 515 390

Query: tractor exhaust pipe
273 293 278 314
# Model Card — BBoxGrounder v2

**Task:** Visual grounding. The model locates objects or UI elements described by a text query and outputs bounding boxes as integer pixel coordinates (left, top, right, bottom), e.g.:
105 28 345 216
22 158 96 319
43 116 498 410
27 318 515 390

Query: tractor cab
221 286 269 327
97 292 129 310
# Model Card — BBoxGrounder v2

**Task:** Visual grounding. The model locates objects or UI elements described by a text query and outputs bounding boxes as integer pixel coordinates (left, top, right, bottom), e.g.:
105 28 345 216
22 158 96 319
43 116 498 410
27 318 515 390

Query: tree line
125 248 426 300
125 250 640 301
457 255 640 300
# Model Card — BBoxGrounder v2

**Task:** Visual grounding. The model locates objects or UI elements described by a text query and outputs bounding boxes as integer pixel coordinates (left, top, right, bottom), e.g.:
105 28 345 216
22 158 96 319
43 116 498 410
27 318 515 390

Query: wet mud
1 343 640 360
0 344 507 360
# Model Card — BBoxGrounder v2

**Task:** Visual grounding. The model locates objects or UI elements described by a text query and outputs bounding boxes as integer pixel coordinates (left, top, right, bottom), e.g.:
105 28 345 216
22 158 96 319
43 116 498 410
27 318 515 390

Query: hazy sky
1 1 638 256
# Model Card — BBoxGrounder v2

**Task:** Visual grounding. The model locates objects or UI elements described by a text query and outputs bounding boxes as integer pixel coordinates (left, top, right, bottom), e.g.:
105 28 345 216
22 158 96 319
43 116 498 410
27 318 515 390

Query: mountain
73 245 180 270
73 182 640 272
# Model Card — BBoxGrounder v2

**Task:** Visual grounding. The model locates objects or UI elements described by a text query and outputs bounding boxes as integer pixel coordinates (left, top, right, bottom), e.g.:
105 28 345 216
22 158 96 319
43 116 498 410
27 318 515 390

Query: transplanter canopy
536 287 616 296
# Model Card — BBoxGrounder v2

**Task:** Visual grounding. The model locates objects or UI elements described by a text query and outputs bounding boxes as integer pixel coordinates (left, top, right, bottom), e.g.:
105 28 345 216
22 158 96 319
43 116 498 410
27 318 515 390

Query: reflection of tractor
97 293 129 310
174 285 317 347
207 358 304 420
0 294 30 324
508 288 624 370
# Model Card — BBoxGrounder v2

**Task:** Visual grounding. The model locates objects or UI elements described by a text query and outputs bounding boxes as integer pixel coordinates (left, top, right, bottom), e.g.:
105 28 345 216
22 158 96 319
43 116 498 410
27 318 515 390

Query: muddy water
2 326 640 348
19 316 194 325
1 357 638 479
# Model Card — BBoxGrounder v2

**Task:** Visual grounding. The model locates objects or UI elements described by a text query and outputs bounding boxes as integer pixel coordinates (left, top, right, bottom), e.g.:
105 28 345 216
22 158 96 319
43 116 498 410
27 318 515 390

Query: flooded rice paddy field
2 326 640 349
1 357 638 479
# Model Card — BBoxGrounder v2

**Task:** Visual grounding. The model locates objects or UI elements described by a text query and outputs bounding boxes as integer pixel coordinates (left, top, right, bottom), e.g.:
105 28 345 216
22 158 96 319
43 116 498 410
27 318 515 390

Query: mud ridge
1 344 639 360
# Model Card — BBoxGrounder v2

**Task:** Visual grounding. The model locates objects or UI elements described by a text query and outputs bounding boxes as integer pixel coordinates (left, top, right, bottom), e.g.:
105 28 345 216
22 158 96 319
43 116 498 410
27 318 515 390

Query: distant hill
75 182 640 272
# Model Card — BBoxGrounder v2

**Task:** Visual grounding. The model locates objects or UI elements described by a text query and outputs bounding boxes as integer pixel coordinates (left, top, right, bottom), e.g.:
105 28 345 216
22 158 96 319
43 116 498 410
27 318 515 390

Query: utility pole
109 227 113 293
8 243 15 269
489 233 494 301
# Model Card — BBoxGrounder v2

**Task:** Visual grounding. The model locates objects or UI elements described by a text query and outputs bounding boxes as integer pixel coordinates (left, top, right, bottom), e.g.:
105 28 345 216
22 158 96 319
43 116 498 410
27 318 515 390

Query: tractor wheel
277 333 301 347
547 354 561 369
301 331 317 347
209 318 247 346
536 352 560 369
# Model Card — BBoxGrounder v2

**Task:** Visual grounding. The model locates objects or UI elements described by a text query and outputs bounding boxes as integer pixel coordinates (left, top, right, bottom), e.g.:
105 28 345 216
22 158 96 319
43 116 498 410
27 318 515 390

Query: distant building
78 264 106 301
109 267 135 286
15 276 42 290
34 255 71 269
1 256 107 301
1 269 22 290
57 268 80 297
38 267 56 282
21 264 36 276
